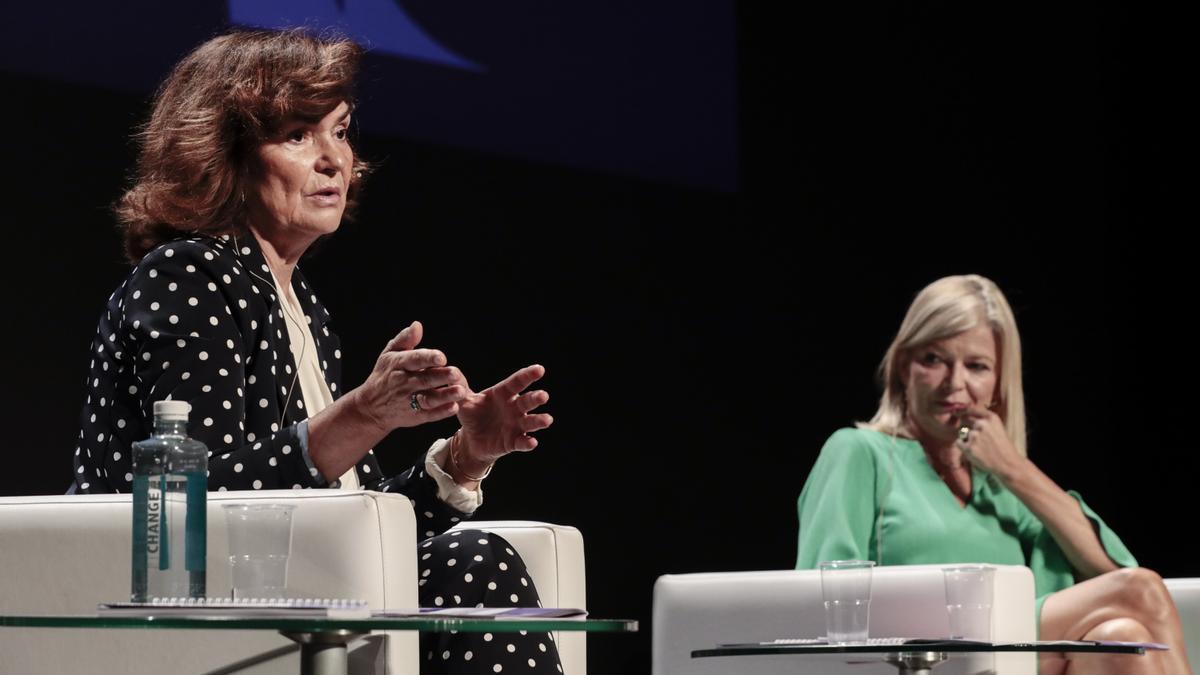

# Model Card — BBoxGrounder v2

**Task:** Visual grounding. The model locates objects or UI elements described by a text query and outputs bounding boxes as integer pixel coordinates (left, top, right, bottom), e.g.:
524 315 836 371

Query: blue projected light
229 0 483 71
3 0 736 188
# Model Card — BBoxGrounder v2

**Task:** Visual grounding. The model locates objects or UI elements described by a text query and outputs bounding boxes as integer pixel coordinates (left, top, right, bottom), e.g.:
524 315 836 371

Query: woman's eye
335 127 348 140
287 130 306 143
920 353 942 365
968 362 991 372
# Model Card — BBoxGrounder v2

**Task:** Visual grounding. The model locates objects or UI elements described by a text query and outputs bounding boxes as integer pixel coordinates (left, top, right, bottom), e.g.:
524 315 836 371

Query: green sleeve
796 429 880 569
1067 490 1138 568
1019 489 1138 602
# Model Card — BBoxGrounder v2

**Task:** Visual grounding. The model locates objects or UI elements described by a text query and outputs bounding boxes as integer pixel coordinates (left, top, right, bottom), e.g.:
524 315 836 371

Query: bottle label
152 479 167 570
131 473 168 599
132 477 165 560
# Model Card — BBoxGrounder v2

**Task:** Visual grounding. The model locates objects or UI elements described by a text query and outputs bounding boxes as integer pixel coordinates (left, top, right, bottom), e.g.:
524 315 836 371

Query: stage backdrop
1 3 1186 674
2 0 736 191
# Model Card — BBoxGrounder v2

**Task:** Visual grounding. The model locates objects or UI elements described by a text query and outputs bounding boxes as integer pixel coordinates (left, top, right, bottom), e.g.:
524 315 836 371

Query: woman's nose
947 362 967 390
314 142 344 176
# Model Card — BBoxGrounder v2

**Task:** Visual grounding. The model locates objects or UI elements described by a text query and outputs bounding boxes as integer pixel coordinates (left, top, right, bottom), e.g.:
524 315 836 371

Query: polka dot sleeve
374 457 472 541
73 238 321 493
72 234 472 544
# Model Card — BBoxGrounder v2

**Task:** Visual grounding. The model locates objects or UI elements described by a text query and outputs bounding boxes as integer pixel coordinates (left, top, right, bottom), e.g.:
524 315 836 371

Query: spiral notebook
98 597 370 619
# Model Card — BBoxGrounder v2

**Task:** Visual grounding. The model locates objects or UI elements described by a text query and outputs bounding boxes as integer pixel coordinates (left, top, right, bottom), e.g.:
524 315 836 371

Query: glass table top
693 639 1151 658
0 614 637 633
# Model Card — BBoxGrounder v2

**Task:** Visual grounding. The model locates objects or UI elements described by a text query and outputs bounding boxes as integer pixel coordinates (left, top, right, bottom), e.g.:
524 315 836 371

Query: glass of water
818 560 875 644
222 504 295 599
943 565 995 641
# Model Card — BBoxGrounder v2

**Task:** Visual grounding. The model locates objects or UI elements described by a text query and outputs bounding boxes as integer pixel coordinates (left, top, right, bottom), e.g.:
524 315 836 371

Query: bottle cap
153 400 191 421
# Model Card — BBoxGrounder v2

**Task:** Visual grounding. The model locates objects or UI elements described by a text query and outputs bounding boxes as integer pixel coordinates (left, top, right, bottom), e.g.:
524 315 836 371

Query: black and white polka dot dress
418 531 564 674
73 232 562 674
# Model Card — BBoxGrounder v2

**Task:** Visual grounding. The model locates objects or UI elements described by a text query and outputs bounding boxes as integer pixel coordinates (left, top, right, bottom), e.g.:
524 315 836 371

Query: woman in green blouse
796 275 1190 675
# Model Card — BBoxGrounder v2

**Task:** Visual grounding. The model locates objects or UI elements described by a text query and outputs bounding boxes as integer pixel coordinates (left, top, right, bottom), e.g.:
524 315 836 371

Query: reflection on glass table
692 637 1164 675
1 613 638 675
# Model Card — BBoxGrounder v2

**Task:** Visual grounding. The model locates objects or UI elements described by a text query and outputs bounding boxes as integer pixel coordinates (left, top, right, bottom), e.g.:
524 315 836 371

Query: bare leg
1039 567 1192 675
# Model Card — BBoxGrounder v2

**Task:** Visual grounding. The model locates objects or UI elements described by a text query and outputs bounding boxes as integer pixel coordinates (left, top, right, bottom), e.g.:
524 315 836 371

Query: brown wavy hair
117 29 370 263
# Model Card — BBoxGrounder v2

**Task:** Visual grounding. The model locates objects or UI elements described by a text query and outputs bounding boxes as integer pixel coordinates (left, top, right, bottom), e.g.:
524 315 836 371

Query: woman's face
246 101 354 252
902 323 999 442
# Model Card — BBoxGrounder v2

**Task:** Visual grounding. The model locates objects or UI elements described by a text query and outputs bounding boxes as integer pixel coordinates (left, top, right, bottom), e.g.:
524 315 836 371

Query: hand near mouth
953 406 1026 483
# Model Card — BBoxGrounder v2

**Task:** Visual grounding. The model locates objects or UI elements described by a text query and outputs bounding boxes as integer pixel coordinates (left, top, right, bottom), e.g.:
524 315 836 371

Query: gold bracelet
450 441 494 482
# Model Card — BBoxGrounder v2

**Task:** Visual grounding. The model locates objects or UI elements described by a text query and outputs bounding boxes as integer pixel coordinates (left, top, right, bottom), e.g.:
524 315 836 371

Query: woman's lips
307 191 342 206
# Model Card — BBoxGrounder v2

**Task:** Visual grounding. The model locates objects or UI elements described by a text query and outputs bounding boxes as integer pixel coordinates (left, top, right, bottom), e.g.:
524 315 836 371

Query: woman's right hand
348 321 469 434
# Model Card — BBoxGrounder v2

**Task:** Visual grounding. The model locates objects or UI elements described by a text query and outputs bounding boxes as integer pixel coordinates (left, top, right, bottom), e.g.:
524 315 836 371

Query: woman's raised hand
348 321 469 434
955 407 1028 483
450 365 553 478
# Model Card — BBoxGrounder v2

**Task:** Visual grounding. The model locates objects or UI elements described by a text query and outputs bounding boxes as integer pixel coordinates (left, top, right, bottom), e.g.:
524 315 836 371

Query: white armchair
1165 578 1200 669
448 520 588 675
0 490 586 674
652 564 1037 675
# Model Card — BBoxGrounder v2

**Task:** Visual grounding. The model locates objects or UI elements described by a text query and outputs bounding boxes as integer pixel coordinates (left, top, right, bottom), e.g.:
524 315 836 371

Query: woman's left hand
955 407 1029 484
449 365 553 480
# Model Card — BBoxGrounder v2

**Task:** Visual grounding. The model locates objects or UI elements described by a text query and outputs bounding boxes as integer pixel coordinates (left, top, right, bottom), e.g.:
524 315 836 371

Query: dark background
2 0 737 190
1 2 1190 674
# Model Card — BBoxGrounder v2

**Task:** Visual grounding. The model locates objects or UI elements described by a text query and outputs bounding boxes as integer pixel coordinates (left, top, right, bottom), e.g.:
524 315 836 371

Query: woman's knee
438 529 524 572
418 529 540 608
1107 567 1173 625
1084 616 1153 643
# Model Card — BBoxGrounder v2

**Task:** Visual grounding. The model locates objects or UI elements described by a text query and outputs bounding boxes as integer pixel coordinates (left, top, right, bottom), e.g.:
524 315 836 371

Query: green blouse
795 427 1136 617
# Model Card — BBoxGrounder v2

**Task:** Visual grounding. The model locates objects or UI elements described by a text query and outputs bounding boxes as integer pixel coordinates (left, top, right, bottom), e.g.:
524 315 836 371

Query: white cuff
425 438 483 514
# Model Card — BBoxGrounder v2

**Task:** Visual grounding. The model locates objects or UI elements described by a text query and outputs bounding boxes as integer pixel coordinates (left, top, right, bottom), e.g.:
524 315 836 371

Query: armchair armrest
0 489 418 674
0 493 589 674
652 564 1036 675
457 520 587 675
1165 578 1200 669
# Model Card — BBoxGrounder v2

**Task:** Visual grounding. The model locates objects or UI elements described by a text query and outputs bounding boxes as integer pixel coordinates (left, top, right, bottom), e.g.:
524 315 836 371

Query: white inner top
271 270 359 490
267 267 480 511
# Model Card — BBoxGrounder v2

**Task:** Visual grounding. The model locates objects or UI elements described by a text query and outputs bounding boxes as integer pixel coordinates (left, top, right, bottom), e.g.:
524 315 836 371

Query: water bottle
131 400 208 600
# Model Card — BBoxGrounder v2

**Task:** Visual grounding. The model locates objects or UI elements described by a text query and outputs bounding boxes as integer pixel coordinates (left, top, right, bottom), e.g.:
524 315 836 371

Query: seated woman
796 275 1191 675
72 29 561 675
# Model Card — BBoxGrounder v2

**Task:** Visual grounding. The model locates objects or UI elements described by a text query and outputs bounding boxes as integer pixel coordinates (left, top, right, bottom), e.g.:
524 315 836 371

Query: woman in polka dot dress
72 29 564 675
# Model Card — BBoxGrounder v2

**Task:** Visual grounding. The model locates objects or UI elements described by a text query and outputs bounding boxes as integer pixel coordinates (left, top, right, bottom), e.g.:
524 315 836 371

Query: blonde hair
860 274 1028 456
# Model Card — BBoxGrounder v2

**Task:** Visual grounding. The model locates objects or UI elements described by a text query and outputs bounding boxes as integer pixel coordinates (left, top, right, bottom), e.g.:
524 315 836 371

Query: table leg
280 629 368 675
884 651 948 675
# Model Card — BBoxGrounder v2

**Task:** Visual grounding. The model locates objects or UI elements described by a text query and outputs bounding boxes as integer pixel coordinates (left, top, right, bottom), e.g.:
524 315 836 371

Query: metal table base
281 629 368 675
884 650 948 675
